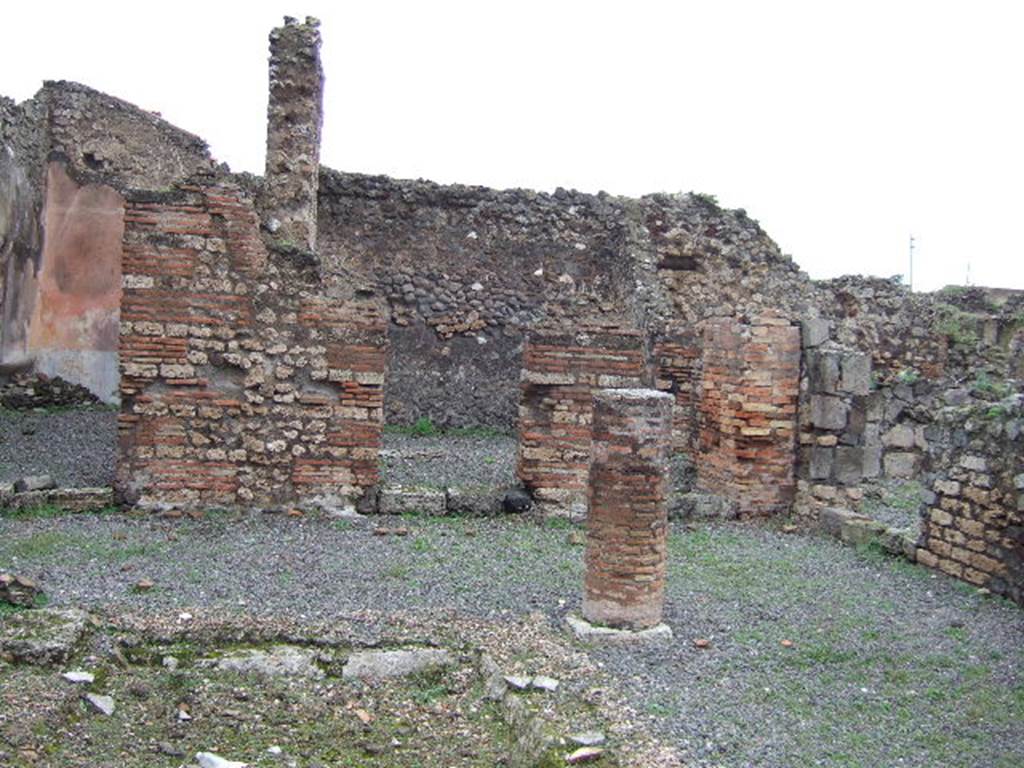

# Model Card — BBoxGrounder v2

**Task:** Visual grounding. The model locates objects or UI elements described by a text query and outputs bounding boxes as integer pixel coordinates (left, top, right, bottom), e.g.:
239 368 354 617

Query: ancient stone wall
116 180 386 511
917 393 1023 603
316 172 809 429
696 315 801 517
516 324 648 516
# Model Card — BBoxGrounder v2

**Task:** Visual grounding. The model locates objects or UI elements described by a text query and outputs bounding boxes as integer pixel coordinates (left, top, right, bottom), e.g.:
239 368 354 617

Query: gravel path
0 514 1020 767
0 408 117 487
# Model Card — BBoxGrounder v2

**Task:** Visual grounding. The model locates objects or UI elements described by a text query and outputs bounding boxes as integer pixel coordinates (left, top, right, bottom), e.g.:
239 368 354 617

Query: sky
3 1 1022 292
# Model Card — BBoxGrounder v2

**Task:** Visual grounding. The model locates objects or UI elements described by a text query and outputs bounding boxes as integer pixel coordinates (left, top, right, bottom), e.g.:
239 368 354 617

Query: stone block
959 455 988 472
840 516 888 546
916 547 939 568
884 451 918 478
809 446 834 480
446 487 501 516
800 317 831 348
834 446 864 485
819 506 856 537
839 353 871 396
13 475 56 493
809 352 841 394
343 648 453 681
378 485 447 515
862 446 882 478
865 391 885 422
882 424 916 449
566 615 673 646
810 394 848 431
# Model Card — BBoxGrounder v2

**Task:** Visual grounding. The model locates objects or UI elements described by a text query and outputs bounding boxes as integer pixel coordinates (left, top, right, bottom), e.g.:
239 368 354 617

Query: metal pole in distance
909 234 915 292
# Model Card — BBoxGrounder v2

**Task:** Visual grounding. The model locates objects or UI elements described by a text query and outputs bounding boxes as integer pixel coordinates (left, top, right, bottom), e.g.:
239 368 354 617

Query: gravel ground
0 414 695 499
0 408 117 488
1 513 1021 767
380 433 517 489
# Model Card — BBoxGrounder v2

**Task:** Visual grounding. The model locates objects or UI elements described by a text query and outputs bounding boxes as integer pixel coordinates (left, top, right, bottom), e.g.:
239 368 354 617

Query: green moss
934 303 981 347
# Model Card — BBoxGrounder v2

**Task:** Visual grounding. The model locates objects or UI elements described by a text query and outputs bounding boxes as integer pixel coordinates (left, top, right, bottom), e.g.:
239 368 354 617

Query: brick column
583 388 673 630
262 16 323 251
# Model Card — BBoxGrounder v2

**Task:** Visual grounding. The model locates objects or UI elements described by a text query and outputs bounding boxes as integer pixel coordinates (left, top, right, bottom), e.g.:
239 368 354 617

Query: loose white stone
503 675 532 690
196 752 249 768
84 693 115 716
570 731 606 747
61 670 95 684
532 675 560 692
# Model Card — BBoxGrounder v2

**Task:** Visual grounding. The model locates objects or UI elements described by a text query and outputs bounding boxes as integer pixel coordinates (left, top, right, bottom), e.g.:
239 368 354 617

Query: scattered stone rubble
0 373 100 410
0 572 42 607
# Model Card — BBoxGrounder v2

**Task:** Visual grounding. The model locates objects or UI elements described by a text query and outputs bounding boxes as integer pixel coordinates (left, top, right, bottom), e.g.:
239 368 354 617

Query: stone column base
566 615 673 645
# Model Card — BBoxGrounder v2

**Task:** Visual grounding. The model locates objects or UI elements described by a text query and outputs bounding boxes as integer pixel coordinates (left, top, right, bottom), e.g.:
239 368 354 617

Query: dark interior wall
317 170 638 429
0 97 46 367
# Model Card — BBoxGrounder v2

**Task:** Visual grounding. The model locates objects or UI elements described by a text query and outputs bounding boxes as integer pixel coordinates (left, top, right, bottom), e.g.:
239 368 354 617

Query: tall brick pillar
263 16 323 251
583 388 674 630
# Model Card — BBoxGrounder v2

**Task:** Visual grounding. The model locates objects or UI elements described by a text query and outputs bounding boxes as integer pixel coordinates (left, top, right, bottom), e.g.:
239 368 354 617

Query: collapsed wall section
116 181 386 511
516 324 647 516
697 315 800 517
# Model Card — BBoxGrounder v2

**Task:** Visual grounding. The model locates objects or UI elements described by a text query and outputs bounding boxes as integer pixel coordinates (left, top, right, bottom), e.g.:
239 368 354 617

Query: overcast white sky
4 1 1022 292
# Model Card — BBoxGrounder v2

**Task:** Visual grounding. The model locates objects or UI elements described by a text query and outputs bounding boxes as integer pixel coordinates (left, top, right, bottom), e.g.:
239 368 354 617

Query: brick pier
583 388 674 630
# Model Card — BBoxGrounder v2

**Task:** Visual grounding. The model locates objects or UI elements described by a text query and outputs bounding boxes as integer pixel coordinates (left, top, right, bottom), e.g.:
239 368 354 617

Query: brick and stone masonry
697 315 800 517
262 16 323 251
583 388 674 630
653 329 702 458
116 180 386 511
516 324 647 516
917 397 1023 603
